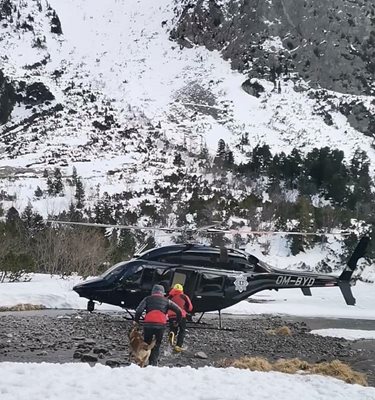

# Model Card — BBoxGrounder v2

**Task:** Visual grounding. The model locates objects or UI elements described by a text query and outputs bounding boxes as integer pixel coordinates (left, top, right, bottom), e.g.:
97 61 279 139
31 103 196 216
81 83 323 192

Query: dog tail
128 326 137 339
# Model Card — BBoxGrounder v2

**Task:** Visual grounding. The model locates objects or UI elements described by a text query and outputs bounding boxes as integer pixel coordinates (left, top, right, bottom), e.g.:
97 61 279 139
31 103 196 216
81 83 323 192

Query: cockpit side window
143 249 252 272
227 256 254 272
179 253 214 268
158 254 181 264
197 273 224 293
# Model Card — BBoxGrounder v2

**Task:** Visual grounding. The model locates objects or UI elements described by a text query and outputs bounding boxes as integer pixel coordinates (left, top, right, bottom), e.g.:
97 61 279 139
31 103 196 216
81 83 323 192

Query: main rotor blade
47 220 182 232
205 228 352 236
47 220 353 236
196 224 221 232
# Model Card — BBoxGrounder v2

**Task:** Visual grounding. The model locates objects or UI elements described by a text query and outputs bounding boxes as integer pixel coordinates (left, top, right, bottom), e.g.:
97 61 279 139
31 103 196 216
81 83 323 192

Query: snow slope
312 329 375 341
1 0 375 215
1 275 375 398
1 362 374 400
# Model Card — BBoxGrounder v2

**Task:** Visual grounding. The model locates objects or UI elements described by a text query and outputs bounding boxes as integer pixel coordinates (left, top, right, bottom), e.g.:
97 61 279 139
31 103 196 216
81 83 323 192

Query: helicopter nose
73 278 107 297
73 283 85 295
73 281 94 296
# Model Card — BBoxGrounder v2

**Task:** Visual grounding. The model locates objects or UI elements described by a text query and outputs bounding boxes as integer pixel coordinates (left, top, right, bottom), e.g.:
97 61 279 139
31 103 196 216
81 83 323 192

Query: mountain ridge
0 0 374 273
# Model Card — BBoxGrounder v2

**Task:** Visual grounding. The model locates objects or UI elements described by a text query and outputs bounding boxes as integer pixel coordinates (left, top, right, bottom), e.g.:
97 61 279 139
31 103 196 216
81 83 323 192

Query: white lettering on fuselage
276 275 315 286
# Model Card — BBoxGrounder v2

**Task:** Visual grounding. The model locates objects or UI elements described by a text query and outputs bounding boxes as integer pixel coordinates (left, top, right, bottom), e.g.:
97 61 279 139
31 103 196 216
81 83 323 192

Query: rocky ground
0 311 374 386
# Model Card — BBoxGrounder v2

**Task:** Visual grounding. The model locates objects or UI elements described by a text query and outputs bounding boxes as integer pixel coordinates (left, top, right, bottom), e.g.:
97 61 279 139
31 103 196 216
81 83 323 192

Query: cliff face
173 0 375 96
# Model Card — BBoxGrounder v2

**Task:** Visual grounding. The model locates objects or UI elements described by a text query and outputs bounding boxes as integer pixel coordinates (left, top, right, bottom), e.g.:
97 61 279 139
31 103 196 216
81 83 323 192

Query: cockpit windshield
101 260 143 280
101 261 128 279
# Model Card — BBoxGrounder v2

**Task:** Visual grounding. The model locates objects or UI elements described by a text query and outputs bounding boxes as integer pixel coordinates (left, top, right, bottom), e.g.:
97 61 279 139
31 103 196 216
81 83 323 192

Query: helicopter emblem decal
234 274 249 293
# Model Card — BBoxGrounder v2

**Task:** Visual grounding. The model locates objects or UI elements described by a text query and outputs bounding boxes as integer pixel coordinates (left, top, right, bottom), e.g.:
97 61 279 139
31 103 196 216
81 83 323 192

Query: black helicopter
49 220 370 321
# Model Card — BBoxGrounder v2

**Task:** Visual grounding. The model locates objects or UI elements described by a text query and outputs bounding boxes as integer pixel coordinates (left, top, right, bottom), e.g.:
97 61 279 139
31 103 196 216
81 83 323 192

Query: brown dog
128 325 156 367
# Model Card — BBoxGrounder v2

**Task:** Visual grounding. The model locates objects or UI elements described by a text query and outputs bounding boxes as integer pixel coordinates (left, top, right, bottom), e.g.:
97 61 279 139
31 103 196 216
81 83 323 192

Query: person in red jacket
167 283 193 352
135 284 182 366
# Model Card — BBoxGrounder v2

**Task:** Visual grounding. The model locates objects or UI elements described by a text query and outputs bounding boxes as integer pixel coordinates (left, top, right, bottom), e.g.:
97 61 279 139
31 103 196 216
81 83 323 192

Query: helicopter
48 220 371 324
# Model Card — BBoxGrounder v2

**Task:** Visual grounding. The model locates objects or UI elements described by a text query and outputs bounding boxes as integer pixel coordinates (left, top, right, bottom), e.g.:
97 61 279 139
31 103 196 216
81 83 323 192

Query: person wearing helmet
134 284 182 366
167 283 193 352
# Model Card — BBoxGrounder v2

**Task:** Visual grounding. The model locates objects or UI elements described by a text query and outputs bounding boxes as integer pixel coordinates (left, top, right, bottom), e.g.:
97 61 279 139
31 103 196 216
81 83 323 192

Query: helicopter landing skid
187 310 236 331
186 322 236 331
123 309 136 320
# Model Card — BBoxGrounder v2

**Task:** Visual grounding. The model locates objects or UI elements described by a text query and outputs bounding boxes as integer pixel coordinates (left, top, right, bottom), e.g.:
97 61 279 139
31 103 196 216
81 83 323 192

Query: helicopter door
154 268 173 293
171 269 198 298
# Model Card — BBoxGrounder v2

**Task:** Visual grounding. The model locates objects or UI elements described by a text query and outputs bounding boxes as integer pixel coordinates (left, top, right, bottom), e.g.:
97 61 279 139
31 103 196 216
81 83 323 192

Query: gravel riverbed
1 311 374 386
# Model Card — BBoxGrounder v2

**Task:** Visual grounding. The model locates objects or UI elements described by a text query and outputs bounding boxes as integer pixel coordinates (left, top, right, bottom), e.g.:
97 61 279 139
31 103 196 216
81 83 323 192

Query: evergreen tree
34 186 43 198
68 202 82 221
53 168 64 195
240 133 249 147
251 144 272 174
214 139 226 167
224 145 234 167
347 149 372 211
199 142 209 159
5 206 25 240
94 192 114 223
21 202 44 234
303 147 348 204
6 206 21 226
282 148 303 186
268 153 283 183
216 139 226 158
110 230 136 263
173 152 184 167
288 197 314 255
47 176 54 195
46 168 64 196
72 166 78 186
0 70 16 124
145 136 152 149
75 178 85 209
21 202 34 230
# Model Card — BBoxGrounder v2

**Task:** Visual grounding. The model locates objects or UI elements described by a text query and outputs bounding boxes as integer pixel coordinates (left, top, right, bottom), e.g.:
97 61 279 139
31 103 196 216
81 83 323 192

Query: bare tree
34 227 110 278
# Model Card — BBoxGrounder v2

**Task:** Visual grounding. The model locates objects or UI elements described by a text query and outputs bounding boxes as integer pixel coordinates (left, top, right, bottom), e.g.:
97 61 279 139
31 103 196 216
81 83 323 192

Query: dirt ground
0 310 374 386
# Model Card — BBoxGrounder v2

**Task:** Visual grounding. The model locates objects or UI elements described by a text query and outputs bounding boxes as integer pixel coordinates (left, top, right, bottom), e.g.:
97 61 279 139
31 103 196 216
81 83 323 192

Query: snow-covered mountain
0 0 374 207
1 0 375 272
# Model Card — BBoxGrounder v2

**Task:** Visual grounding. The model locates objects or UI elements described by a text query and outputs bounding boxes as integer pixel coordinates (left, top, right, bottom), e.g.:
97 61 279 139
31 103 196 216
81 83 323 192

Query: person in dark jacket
167 283 193 352
134 284 182 366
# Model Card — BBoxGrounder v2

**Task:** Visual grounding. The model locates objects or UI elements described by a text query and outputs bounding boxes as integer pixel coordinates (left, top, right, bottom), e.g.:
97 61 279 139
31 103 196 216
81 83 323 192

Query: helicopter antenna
220 247 228 263
134 241 150 256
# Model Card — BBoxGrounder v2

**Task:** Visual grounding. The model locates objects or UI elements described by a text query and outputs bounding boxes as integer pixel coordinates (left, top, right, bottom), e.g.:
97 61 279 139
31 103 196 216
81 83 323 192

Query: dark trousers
143 325 165 366
169 317 187 347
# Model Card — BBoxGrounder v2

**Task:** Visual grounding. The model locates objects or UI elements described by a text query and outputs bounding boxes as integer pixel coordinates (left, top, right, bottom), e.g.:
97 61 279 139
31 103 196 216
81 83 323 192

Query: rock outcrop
172 0 375 96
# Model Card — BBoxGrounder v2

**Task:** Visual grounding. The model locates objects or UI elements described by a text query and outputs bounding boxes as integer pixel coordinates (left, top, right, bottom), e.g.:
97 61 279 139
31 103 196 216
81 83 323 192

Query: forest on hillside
1 143 374 281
